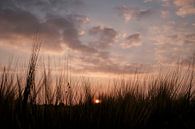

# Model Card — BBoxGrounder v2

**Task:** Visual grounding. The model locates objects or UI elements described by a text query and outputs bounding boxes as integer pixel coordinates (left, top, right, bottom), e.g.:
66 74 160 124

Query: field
0 45 195 129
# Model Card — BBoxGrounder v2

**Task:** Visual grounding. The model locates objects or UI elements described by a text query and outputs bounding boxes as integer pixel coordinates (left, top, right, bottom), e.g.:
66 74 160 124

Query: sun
93 98 101 104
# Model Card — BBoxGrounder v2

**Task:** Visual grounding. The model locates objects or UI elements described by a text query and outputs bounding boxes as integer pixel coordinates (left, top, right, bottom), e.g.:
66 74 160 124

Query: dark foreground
1 79 195 129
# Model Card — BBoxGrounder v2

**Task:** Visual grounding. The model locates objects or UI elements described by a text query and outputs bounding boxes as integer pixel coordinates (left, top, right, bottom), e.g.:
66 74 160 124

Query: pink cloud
173 0 195 17
116 5 152 22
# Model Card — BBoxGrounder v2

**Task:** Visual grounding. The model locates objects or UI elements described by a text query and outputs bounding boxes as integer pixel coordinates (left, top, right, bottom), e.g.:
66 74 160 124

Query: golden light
93 98 101 104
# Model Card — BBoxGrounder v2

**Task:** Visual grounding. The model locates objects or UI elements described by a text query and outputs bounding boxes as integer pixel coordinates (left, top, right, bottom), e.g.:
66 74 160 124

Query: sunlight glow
93 98 101 104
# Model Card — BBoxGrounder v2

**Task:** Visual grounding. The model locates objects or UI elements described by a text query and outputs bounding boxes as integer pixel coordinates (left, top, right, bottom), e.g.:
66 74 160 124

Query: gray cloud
0 0 126 75
3 0 193 75
144 0 154 3
121 33 142 48
0 0 123 75
0 9 38 37
0 0 95 53
0 0 84 20
88 26 117 49
41 16 95 52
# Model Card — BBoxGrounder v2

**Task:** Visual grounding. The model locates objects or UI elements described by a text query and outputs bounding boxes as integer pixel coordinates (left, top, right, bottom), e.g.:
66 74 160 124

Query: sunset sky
0 0 194 76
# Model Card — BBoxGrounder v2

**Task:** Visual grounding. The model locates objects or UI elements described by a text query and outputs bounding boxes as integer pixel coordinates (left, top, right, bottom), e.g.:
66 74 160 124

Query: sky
0 0 194 77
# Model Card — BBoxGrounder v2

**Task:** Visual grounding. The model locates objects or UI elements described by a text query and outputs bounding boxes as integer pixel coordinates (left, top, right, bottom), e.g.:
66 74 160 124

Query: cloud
121 33 142 48
0 0 96 52
75 52 146 74
172 0 195 17
160 0 171 18
116 5 152 22
65 14 90 24
0 0 126 75
0 0 132 75
149 24 195 64
144 0 154 3
161 10 169 18
176 6 195 17
184 33 195 44
0 0 84 20
88 26 117 49
0 9 95 52
0 9 43 47
173 0 193 6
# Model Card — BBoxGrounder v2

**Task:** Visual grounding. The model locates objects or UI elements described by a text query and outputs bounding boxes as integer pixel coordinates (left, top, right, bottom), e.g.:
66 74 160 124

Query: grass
0 44 195 129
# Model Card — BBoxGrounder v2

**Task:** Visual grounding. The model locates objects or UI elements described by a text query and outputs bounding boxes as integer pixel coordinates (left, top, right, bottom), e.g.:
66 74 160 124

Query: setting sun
93 98 101 104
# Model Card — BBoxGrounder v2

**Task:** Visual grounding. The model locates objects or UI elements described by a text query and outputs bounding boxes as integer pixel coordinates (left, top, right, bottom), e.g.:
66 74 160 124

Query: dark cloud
40 16 95 52
116 5 152 22
0 9 38 37
0 0 84 19
121 33 142 48
0 0 95 53
88 26 117 49
126 33 141 43
0 0 123 75
2 0 187 75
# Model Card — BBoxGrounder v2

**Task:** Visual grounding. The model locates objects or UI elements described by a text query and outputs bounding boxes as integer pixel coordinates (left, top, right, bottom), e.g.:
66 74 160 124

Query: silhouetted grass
0 45 195 129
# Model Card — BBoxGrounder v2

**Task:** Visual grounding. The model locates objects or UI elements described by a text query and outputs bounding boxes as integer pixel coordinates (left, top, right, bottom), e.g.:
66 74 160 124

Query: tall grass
0 45 195 129
23 42 41 108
